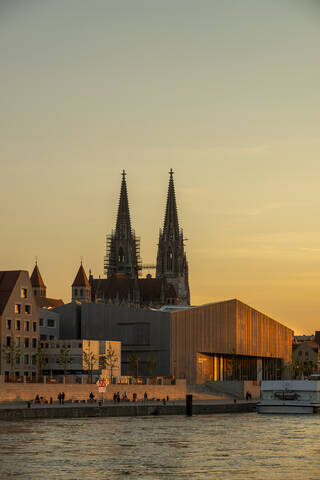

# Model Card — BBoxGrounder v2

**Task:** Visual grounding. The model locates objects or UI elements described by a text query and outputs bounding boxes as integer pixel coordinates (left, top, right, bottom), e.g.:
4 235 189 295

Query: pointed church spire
163 168 180 239
72 263 91 302
104 171 141 279
30 263 46 297
156 169 190 305
115 169 132 239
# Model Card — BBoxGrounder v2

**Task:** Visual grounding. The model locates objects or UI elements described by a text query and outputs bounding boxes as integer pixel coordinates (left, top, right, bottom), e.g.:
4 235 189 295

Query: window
39 318 44 327
34 290 37 296
24 372 29 377
74 288 78 296
24 355 29 365
6 319 11 330
6 336 11 347
33 322 37 332
47 319 55 328
15 372 20 378
45 358 48 364
24 338 29 348
21 288 27 298
78 343 82 348
14 304 21 314
40 334 47 341
32 355 36 365
80 288 83 297
24 321 30 332
49 335 55 340
32 338 37 348
16 320 21 331
25 305 31 315
6 354 10 364
16 356 20 365
45 343 49 348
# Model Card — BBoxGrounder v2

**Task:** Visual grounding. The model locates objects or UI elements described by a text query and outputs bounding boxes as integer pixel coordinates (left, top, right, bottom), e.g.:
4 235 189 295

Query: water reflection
0 414 320 479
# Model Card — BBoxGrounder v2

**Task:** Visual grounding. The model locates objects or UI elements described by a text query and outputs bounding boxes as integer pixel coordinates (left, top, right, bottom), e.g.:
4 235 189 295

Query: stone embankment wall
0 402 256 421
0 380 186 403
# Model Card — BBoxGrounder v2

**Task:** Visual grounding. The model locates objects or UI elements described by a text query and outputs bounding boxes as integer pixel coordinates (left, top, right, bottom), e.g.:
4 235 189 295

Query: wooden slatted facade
170 299 293 384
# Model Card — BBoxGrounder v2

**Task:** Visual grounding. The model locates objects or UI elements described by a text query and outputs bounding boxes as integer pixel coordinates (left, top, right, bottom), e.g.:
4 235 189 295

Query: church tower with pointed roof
30 263 46 298
72 263 91 302
156 169 190 305
104 170 141 279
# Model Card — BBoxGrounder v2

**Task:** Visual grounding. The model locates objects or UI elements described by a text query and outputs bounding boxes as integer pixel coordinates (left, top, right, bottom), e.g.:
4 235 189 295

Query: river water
0 413 319 479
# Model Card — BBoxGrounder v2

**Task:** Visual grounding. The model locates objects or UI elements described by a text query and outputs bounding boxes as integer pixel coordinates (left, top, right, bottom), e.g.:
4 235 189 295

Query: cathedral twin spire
104 169 190 304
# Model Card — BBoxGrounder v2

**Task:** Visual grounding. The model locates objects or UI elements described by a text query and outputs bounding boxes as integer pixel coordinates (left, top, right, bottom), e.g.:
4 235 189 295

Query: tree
2 337 21 380
83 350 97 383
58 342 73 378
100 342 119 382
146 350 157 377
128 351 139 378
36 343 45 377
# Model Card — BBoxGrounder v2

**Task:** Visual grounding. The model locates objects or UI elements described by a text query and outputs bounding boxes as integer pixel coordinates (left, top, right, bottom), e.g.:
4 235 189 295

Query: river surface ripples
0 413 319 479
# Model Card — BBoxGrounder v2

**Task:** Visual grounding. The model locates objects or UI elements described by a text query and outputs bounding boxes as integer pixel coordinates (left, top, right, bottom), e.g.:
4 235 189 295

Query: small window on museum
39 318 44 326
24 321 30 332
33 322 37 332
75 288 78 296
16 320 21 331
49 335 55 340
6 336 11 347
32 338 37 348
14 304 21 314
32 355 36 365
6 319 11 330
24 355 29 365
21 288 27 298
80 289 83 296
25 305 31 315
47 319 55 328
24 338 29 348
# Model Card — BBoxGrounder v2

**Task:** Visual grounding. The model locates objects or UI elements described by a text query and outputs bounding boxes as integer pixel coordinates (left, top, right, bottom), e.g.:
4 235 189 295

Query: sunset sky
1 1 320 334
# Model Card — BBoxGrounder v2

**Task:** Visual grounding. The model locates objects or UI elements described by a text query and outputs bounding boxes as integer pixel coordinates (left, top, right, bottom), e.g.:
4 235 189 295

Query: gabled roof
35 297 64 309
72 264 90 288
30 264 46 288
0 271 21 315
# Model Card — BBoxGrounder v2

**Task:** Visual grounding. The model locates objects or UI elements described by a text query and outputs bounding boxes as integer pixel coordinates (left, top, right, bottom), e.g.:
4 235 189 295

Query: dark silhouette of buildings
72 169 190 308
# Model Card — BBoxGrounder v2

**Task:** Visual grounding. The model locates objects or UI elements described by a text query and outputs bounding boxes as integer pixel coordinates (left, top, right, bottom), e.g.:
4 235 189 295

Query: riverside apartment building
0 271 40 380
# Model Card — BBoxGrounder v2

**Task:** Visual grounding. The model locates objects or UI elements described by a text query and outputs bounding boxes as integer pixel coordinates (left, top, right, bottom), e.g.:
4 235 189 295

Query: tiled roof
0 271 21 315
72 265 90 288
35 297 64 309
139 278 163 302
30 264 46 288
91 277 135 300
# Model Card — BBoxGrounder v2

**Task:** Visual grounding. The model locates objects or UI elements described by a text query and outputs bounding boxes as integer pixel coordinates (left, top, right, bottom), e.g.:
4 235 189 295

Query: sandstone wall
0 380 186 403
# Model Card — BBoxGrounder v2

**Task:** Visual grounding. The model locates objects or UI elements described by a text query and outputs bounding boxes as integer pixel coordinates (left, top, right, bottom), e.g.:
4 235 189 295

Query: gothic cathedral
72 170 190 307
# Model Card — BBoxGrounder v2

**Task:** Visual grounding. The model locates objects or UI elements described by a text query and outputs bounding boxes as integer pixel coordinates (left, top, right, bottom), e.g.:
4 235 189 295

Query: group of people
112 391 149 403
57 392 65 404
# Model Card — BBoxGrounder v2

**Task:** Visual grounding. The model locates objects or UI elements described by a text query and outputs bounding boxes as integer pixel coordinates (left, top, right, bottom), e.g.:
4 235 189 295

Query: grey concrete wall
54 303 171 377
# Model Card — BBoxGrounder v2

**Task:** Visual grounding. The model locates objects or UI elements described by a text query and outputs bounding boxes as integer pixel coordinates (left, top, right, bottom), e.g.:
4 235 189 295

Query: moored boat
257 380 320 414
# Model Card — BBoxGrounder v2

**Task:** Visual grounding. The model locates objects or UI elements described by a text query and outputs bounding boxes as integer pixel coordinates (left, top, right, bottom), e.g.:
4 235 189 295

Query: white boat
257 380 320 414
